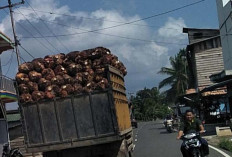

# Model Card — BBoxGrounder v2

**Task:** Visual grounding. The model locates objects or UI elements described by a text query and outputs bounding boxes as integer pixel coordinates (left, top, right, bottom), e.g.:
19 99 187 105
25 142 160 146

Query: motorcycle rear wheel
192 149 203 157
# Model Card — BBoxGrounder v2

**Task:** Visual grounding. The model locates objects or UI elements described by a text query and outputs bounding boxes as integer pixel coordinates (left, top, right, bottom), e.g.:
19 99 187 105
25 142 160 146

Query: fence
0 75 16 94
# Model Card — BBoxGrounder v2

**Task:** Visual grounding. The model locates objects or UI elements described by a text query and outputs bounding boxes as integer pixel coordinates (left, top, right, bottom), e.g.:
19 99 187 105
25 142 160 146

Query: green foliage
219 139 232 152
158 49 189 102
130 87 172 121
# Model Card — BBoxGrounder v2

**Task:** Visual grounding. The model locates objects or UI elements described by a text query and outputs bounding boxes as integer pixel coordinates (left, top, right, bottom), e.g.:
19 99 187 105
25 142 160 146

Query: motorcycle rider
176 110 209 157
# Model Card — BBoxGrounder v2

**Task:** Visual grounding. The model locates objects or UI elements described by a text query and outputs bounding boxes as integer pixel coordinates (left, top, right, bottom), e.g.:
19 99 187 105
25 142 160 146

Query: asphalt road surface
133 121 230 157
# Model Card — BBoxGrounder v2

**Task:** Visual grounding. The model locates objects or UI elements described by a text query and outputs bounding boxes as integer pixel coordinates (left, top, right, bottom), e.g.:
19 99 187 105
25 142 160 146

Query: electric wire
19 45 35 59
19 54 26 62
18 0 206 32
16 8 183 31
25 1 70 52
2 9 55 56
15 13 226 39
13 12 226 39
17 15 188 45
13 0 207 45
16 8 61 53
16 22 55 54
4 50 14 76
2 50 14 67
12 11 188 45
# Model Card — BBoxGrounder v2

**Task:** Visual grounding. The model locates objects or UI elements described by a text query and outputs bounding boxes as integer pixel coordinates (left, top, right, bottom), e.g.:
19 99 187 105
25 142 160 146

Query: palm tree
158 49 188 102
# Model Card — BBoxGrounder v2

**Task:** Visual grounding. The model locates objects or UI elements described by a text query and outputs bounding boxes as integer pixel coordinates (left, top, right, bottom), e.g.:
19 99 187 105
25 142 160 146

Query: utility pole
0 0 25 67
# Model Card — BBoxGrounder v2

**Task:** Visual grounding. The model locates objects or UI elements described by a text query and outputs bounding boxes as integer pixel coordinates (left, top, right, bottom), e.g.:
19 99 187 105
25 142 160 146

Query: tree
158 49 188 102
130 87 171 120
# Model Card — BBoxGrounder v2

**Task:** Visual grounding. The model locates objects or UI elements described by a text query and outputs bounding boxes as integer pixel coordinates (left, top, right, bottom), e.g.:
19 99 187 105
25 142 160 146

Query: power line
16 7 183 32
2 50 14 67
4 50 14 76
19 45 35 59
13 13 223 40
16 22 55 54
12 0 207 45
19 53 26 62
2 9 55 55
0 0 25 66
16 8 61 53
25 1 70 53
17 0 206 31
17 15 188 45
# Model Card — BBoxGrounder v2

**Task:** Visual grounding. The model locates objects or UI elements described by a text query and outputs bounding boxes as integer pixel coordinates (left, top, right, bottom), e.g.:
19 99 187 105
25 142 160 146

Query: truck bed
19 66 132 153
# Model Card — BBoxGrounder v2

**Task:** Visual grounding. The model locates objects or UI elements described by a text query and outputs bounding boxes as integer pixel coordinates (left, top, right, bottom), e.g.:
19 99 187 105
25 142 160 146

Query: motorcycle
181 132 206 157
2 143 23 157
166 119 174 133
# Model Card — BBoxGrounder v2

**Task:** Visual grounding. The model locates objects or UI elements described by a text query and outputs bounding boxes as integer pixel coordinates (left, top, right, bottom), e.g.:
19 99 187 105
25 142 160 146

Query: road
133 121 230 157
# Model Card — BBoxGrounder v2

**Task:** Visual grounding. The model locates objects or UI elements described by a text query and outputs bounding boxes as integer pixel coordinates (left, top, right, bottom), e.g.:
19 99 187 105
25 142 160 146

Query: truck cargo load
15 47 133 155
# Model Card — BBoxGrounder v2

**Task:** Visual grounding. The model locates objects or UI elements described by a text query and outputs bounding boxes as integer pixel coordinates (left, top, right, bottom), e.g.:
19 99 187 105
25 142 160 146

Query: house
0 31 17 156
183 28 228 123
0 31 42 157
208 0 232 118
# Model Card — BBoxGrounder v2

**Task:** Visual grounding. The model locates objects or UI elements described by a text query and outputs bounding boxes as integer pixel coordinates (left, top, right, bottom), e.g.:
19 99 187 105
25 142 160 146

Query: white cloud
158 17 187 42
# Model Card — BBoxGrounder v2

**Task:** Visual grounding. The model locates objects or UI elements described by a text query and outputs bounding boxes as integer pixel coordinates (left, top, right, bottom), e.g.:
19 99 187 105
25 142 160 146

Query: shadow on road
160 131 173 134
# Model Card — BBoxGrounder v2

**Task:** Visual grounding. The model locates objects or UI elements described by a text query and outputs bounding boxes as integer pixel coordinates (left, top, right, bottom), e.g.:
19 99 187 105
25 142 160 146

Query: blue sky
0 0 220 102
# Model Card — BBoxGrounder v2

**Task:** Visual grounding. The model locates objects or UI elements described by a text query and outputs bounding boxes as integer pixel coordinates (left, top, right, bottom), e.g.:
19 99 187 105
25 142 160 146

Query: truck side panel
91 93 115 135
56 98 77 140
109 67 132 133
114 100 131 132
73 95 95 138
39 102 60 143
21 90 121 152
23 105 43 144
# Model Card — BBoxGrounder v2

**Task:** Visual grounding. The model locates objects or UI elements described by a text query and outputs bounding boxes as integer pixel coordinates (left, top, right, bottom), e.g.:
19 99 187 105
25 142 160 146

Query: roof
0 31 14 53
183 27 219 33
187 35 220 46
6 113 21 122
210 70 232 83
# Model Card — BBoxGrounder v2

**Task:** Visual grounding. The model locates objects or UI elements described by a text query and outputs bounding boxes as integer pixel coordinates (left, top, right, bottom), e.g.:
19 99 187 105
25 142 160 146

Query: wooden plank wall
195 47 224 87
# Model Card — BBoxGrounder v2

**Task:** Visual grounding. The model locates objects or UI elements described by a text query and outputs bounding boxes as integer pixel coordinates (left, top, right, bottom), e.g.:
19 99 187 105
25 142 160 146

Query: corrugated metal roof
0 31 14 53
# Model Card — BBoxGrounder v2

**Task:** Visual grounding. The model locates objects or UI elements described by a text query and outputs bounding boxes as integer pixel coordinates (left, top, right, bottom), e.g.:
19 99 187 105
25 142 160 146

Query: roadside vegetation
130 49 192 120
130 87 172 120
219 139 232 152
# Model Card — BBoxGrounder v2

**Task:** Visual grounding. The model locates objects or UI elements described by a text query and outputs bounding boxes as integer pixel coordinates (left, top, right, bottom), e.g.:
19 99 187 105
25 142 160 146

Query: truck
17 65 134 157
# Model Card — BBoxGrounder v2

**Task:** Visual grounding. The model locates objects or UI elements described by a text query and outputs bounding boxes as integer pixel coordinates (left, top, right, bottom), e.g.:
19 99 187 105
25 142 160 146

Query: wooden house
183 28 228 123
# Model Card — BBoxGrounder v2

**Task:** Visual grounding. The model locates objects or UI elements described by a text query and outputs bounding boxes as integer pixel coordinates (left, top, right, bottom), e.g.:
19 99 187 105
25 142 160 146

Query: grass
219 138 232 152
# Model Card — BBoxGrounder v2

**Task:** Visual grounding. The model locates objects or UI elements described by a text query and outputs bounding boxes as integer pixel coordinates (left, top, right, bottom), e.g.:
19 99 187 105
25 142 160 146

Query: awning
200 79 232 93
0 31 14 53
210 70 232 83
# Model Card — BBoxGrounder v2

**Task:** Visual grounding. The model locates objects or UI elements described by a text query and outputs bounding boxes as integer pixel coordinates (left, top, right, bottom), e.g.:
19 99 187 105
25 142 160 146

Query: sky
0 0 220 100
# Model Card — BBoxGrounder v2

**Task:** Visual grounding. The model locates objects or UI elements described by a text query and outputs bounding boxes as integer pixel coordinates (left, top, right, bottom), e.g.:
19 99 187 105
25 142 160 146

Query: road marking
209 145 231 157
135 139 137 142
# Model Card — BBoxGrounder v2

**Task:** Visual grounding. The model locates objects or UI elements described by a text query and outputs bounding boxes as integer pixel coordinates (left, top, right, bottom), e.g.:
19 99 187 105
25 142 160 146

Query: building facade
184 28 224 91
183 28 228 123
216 0 232 71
